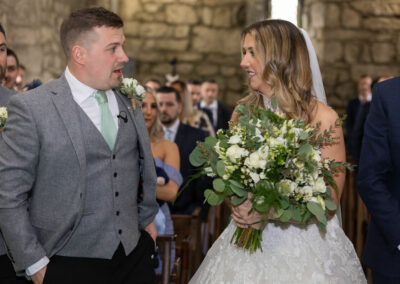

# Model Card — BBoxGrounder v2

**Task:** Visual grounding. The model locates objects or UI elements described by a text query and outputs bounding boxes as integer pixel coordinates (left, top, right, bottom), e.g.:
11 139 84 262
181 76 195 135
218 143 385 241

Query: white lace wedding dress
190 215 366 284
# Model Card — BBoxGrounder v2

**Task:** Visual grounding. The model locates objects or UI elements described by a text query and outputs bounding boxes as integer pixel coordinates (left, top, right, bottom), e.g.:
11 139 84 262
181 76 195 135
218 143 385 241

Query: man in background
3 48 19 91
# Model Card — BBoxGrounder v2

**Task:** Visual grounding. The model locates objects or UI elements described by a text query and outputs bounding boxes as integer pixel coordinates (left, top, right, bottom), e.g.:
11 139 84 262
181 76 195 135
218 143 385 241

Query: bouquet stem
230 226 263 253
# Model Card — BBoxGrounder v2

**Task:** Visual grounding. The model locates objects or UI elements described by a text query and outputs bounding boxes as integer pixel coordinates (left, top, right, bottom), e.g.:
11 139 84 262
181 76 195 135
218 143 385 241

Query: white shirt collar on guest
163 119 180 140
358 93 372 103
200 100 218 110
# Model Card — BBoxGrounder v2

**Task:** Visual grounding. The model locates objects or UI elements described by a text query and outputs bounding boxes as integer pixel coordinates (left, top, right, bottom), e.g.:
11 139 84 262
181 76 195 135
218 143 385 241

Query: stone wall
302 0 400 114
120 0 247 108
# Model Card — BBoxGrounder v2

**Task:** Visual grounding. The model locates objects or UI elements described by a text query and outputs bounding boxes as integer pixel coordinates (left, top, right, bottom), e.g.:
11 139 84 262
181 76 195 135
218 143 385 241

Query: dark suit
346 98 361 158
169 122 210 217
200 101 231 132
357 77 400 280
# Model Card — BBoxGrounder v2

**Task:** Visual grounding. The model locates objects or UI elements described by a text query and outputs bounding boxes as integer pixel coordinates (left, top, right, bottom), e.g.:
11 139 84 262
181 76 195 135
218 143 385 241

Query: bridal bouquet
189 104 351 253
0 107 7 129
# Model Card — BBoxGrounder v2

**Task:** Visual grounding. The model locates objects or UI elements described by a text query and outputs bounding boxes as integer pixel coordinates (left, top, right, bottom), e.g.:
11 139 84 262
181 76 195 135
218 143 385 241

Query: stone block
201 7 213 26
124 21 141 37
351 64 400 81
151 63 173 75
351 2 400 16
364 17 400 31
140 23 170 37
223 91 243 108
135 52 166 63
176 63 194 74
166 4 198 24
192 26 241 55
361 43 371 63
175 25 190 38
221 66 236 76
310 3 325 28
319 29 373 41
195 64 218 76
342 8 361 28
169 52 204 62
227 76 243 91
125 38 144 54
212 7 231 28
372 42 396 63
326 4 340 28
203 0 244 5
143 3 162 13
323 41 343 63
119 0 143 20
145 39 189 51
344 43 360 64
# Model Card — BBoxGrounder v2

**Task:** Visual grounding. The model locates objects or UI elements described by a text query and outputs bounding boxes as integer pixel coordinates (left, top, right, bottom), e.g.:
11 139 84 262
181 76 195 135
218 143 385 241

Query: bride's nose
240 57 248 68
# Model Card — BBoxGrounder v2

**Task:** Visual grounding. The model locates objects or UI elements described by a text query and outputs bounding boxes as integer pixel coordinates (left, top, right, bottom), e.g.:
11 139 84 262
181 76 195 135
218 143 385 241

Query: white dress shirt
200 100 218 127
26 67 120 277
162 119 180 142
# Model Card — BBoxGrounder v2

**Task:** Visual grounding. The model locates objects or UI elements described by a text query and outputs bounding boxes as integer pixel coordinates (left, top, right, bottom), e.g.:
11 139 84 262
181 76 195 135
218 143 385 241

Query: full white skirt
190 216 366 284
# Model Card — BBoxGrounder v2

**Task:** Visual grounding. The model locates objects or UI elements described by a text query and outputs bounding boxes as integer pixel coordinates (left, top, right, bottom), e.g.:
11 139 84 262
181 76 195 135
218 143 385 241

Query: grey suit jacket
0 86 16 107
0 75 158 273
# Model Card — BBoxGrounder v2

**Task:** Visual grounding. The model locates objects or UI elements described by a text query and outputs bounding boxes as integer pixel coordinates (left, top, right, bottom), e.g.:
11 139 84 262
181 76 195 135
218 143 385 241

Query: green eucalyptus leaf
280 209 292 222
274 207 284 218
298 144 312 158
291 206 302 222
231 195 247 206
189 146 207 167
307 202 327 225
204 136 218 147
325 199 337 211
204 189 224 206
213 179 226 193
216 161 226 177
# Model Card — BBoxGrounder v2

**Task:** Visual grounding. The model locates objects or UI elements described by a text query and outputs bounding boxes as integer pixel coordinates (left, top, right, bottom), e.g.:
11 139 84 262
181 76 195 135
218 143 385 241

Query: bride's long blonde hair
238 19 316 124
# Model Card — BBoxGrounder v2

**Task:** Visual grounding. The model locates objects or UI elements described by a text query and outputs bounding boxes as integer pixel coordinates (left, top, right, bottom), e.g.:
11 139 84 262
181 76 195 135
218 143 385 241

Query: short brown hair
60 7 123 57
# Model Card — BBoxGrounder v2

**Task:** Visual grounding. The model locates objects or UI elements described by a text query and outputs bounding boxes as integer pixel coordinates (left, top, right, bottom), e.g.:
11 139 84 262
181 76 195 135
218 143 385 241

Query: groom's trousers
42 231 156 284
0 255 30 283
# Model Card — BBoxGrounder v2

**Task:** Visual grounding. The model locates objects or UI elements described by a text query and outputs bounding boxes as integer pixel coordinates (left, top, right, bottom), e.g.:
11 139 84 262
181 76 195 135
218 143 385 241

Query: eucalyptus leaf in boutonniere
0 107 7 130
118 76 146 116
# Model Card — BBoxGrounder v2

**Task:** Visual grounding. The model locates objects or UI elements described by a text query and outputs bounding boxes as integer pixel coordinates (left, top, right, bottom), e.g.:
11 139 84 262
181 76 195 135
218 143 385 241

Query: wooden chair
171 207 202 284
156 234 176 284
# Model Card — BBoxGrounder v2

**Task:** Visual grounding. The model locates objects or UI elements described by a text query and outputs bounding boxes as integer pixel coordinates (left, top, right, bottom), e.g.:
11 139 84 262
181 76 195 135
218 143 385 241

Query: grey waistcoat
58 95 141 259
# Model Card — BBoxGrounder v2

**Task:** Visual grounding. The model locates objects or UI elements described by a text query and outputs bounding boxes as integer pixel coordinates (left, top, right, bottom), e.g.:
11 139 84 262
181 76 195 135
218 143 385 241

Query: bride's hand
231 198 264 229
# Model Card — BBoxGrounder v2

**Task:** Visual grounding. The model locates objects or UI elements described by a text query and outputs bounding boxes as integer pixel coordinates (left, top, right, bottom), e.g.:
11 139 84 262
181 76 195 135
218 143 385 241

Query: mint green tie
93 90 117 150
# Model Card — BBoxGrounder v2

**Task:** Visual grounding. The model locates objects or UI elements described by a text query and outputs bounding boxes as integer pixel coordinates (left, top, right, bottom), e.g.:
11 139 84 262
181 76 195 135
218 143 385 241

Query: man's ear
71 45 86 65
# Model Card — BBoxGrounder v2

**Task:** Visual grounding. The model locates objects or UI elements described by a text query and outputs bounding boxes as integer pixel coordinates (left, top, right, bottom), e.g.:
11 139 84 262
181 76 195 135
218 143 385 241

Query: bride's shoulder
311 100 339 129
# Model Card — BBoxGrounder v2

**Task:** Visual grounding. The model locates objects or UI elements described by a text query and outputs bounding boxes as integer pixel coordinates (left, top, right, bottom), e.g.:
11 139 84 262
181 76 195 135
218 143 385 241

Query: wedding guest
171 79 215 136
141 87 182 273
145 78 161 92
156 86 210 216
0 21 26 284
0 7 158 284
358 76 400 283
15 64 25 90
187 79 202 107
4 48 19 90
346 75 372 164
199 79 231 132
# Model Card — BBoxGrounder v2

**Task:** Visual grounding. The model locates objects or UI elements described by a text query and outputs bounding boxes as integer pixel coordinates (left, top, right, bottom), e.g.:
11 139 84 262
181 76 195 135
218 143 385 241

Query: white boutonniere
118 76 146 116
0 107 7 129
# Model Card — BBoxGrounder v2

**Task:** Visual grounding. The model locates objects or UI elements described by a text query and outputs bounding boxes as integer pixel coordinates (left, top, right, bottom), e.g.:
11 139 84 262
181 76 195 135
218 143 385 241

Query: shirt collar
358 94 372 102
65 66 97 104
163 119 180 134
200 100 218 109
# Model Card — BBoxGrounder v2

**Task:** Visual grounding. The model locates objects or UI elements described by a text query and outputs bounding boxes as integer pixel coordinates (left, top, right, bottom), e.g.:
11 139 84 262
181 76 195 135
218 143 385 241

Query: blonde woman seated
141 87 183 271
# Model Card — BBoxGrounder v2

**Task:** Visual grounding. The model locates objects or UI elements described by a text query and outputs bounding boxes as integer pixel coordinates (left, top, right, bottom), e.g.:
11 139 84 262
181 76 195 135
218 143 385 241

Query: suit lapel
50 75 86 170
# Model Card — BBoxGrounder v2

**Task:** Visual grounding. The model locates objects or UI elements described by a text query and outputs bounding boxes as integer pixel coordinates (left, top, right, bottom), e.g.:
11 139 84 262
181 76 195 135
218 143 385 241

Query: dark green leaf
204 189 224 206
231 195 247 206
325 199 337 211
204 136 218 147
280 209 292 222
307 202 327 225
216 161 225 177
189 146 207 167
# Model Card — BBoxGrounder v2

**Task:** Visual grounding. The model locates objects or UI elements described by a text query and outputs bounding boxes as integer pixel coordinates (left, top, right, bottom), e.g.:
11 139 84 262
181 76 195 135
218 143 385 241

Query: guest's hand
31 265 47 284
144 221 157 244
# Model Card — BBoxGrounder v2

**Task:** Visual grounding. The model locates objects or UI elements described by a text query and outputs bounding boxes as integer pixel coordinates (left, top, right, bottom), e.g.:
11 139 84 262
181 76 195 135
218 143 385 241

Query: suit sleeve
134 107 159 229
0 95 47 273
357 84 400 249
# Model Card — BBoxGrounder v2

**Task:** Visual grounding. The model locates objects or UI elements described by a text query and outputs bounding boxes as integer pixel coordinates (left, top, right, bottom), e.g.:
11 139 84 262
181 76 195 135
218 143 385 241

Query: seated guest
170 79 214 136
156 86 210 216
141 87 182 272
145 78 162 92
199 79 231 132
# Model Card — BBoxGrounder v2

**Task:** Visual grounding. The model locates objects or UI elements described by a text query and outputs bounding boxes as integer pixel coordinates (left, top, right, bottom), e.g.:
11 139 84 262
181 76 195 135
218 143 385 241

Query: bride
189 20 366 283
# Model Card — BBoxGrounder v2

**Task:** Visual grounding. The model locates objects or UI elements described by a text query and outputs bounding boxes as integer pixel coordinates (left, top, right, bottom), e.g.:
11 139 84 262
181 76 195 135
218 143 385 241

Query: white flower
244 152 267 169
278 179 297 196
119 77 146 101
228 134 241 144
214 141 222 155
249 172 260 183
225 144 248 162
269 137 286 148
0 107 7 118
314 177 326 193
257 144 269 159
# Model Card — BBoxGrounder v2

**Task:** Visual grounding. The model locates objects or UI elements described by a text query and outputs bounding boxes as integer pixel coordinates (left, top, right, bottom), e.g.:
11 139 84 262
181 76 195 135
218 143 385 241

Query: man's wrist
25 256 49 276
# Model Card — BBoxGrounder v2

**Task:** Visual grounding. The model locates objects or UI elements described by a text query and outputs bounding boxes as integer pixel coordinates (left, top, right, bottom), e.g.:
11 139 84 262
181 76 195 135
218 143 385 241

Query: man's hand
31 265 47 284
144 221 157 243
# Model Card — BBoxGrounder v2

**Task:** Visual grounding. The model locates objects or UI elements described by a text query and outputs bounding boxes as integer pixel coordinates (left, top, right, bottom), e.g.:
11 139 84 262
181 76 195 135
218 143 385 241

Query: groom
357 76 400 282
0 7 158 284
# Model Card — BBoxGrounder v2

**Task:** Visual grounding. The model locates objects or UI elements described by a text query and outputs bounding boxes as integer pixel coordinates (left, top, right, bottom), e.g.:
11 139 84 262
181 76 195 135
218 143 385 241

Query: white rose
314 177 326 193
244 152 266 169
279 179 297 196
228 134 241 144
312 149 321 163
249 172 260 183
135 85 146 98
257 145 269 159
122 77 133 86
226 144 248 162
